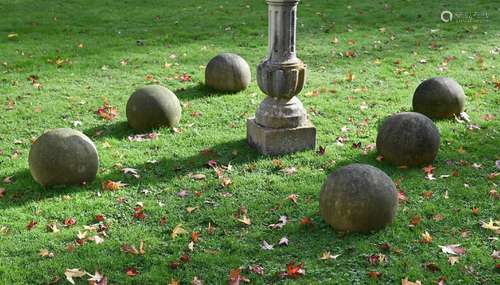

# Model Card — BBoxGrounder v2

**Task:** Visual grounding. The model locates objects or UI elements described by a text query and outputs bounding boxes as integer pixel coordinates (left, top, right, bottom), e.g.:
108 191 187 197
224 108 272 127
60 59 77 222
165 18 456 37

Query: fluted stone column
247 0 316 155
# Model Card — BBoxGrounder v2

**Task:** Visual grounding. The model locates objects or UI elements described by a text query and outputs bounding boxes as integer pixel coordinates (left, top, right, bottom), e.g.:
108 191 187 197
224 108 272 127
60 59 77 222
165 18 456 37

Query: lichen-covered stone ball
412 77 465 119
319 164 398 232
126 85 181 131
29 128 99 187
205 53 251 92
376 112 440 167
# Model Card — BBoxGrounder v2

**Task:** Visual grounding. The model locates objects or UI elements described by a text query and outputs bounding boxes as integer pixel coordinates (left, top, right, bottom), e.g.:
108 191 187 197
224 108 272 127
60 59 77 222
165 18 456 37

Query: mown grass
0 0 499 284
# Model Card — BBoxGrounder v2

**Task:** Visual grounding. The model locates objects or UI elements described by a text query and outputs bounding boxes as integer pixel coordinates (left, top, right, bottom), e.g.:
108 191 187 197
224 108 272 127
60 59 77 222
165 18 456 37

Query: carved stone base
247 118 316 155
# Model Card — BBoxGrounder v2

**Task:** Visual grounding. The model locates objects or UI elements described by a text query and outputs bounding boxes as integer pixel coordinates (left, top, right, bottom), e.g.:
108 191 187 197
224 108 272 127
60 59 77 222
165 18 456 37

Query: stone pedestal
247 0 316 155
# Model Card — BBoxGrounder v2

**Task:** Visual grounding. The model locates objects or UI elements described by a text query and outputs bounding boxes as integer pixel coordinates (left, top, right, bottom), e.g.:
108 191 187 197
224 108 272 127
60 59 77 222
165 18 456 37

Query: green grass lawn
1 0 499 284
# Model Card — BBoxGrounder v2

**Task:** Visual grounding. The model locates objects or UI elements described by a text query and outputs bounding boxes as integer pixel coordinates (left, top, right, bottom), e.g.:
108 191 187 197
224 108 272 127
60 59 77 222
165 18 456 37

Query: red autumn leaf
317 146 326 155
95 214 105 222
368 271 382 279
133 206 146 219
27 220 37 231
228 269 246 285
398 191 408 203
191 231 200 243
410 215 422 227
286 261 305 279
288 194 298 204
96 101 118 121
180 73 192 82
299 216 313 227
125 267 138 277
422 165 435 175
64 217 77 227
102 180 127 191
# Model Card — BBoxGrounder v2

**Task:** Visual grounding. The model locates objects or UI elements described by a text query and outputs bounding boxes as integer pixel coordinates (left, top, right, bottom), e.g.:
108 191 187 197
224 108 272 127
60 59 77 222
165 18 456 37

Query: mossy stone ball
376 112 440 167
205 53 251 92
413 77 465 119
29 128 99 187
319 164 398 233
126 85 181 131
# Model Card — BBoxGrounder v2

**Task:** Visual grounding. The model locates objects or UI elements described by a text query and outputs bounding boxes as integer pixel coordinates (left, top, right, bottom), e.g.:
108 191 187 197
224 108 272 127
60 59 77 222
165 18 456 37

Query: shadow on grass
0 169 93 208
105 137 263 183
0 138 262 208
175 83 244 101
83 121 133 140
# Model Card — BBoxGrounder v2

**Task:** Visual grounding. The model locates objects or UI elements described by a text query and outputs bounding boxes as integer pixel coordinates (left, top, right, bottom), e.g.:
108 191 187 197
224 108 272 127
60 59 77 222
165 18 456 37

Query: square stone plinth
247 118 316 155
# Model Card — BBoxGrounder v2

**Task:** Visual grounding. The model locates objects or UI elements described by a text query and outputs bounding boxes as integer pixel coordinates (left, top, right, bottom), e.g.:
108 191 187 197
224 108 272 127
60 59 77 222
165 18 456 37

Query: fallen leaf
122 168 140 179
189 173 206 181
480 219 500 233
102 180 127 191
269 215 288 229
64 217 77 227
368 253 388 265
87 271 107 285
299 216 313 227
278 236 289 246
410 215 422 227
39 248 54 258
171 224 187 239
228 268 249 285
286 261 305 279
425 262 440 272
128 132 158 142
439 244 465 255
237 215 251 226
46 223 59 233
249 264 264 275
27 220 37 231
420 231 433 244
448 256 460 265
65 268 86 284
96 101 118 121
287 194 298 204
261 240 273 250
186 206 199 214
368 271 381 279
402 277 422 285
320 251 341 260
281 167 297 175
125 267 138 277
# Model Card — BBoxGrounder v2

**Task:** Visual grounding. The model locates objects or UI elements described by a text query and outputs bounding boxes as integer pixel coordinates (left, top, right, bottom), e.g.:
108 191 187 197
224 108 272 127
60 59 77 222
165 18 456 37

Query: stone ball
29 128 99 187
412 77 465 119
126 85 181 131
376 112 440 167
205 53 251 92
319 164 398 232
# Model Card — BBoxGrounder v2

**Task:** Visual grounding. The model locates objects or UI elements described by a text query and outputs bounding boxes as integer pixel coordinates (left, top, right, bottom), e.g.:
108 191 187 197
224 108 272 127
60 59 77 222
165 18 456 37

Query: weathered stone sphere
205 53 251 92
319 164 398 232
376 112 440 167
29 128 99 187
412 77 465 119
126 85 181 131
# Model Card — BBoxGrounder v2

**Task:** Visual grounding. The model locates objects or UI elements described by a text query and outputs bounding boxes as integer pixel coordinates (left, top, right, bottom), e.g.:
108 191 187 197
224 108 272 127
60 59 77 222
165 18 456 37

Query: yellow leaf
319 251 341 260
64 268 86 285
171 224 187 239
401 278 422 285
237 215 251 226
420 231 433 244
